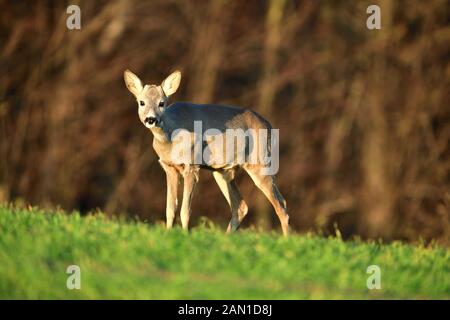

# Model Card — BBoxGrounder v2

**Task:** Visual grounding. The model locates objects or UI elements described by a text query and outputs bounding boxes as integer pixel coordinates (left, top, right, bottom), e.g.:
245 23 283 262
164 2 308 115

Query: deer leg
245 167 290 236
212 170 248 233
159 161 180 229
180 166 199 231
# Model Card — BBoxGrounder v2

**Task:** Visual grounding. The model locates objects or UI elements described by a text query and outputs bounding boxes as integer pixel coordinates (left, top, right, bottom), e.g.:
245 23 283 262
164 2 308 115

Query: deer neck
150 125 173 162
150 125 169 143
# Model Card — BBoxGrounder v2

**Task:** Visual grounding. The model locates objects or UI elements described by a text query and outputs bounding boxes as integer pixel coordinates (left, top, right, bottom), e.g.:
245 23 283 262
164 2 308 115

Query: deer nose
144 116 158 125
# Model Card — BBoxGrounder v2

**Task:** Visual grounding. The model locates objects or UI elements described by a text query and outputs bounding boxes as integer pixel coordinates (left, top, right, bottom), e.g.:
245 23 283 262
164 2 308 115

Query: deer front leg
180 166 199 231
159 161 180 229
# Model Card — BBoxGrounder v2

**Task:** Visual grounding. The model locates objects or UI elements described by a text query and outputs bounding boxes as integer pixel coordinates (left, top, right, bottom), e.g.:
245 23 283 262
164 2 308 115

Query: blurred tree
256 0 287 230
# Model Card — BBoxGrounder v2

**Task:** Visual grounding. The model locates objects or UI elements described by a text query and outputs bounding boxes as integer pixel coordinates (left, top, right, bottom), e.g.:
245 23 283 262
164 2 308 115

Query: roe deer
124 69 290 236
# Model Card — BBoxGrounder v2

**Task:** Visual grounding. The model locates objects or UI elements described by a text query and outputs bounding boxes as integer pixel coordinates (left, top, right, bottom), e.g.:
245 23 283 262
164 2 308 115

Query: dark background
1 0 449 243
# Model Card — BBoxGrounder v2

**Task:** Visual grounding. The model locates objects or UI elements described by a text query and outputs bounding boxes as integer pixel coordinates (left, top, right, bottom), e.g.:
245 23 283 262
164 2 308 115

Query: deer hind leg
180 166 199 231
212 170 248 233
245 167 290 236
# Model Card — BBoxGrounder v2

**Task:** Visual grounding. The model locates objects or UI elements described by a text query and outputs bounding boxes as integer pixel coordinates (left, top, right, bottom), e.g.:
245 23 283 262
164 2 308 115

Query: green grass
0 204 449 299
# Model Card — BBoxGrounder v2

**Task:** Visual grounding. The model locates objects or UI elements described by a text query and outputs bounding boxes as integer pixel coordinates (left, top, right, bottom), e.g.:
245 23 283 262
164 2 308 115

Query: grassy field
0 204 449 299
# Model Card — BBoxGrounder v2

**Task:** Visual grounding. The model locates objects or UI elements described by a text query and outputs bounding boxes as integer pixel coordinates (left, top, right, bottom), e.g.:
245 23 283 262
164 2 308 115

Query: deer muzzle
144 116 158 126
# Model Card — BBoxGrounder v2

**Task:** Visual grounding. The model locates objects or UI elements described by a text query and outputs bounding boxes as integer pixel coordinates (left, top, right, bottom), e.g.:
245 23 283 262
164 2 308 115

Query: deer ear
161 71 181 96
124 69 143 96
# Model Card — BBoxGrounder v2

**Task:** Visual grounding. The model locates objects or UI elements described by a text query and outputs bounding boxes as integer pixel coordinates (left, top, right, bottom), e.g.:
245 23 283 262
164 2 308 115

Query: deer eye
139 100 145 106
158 101 165 107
